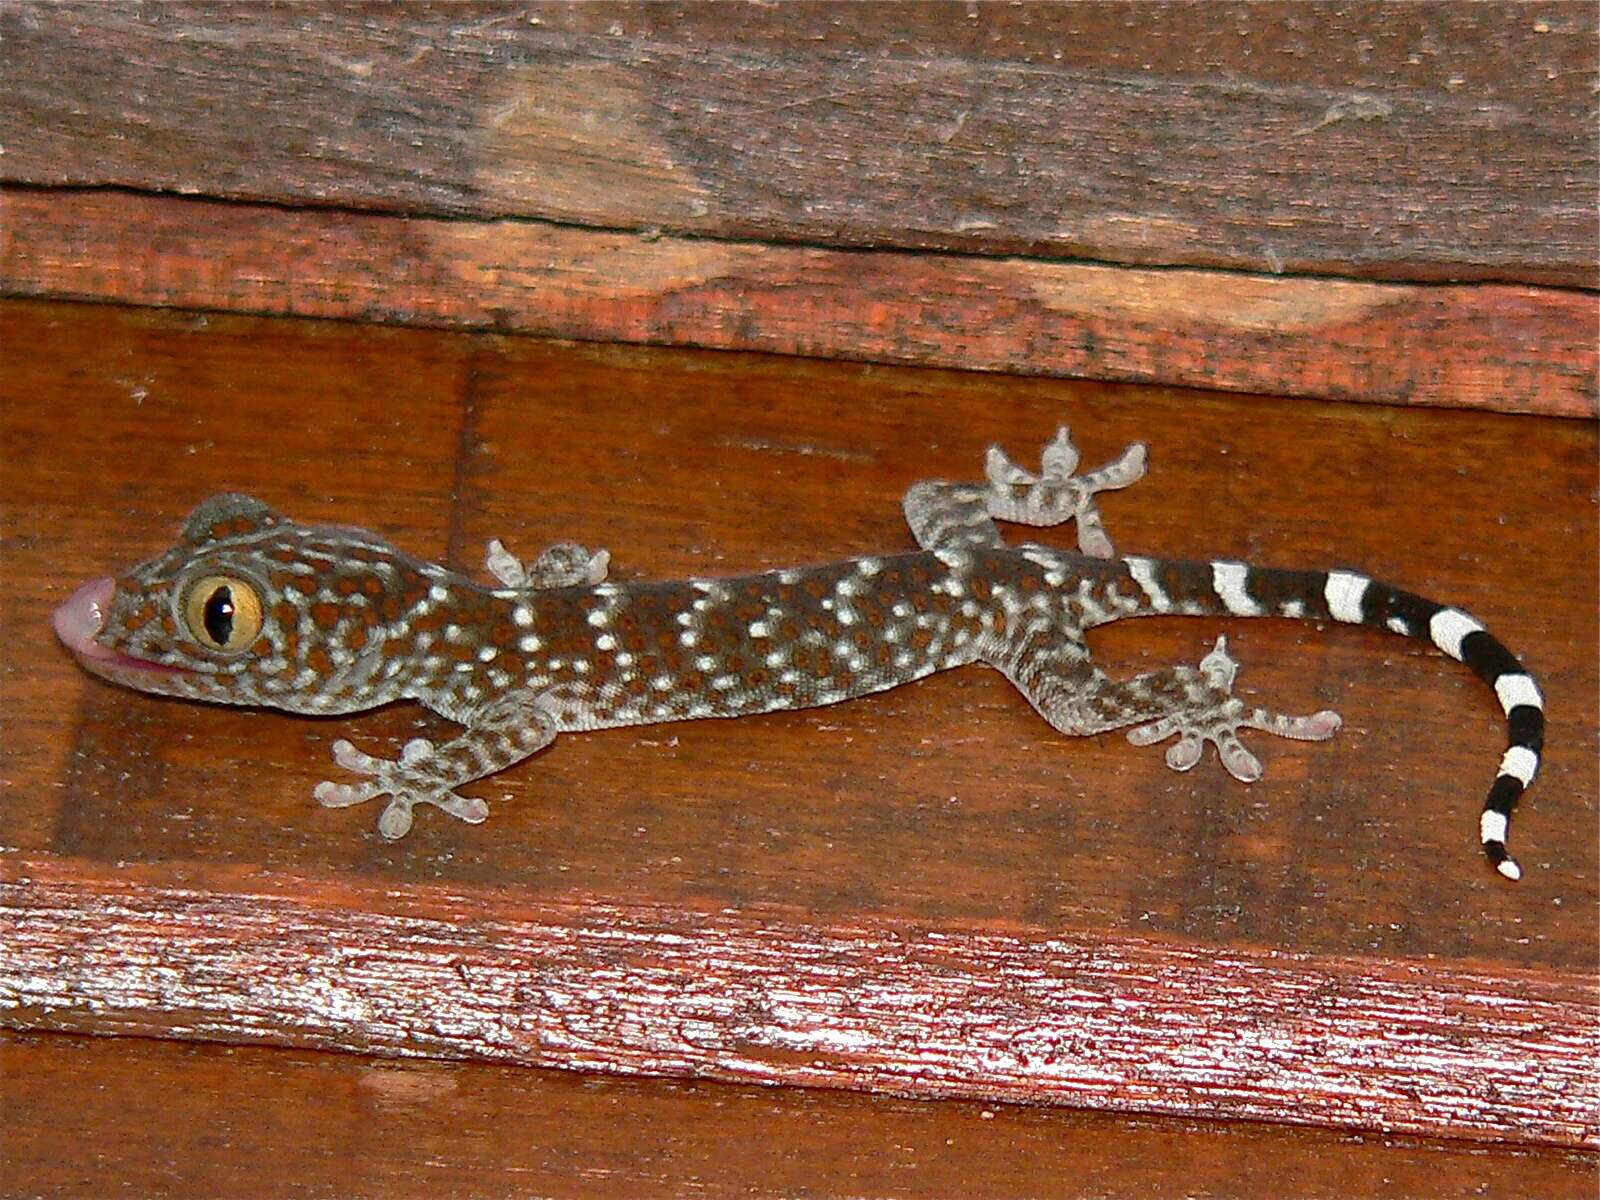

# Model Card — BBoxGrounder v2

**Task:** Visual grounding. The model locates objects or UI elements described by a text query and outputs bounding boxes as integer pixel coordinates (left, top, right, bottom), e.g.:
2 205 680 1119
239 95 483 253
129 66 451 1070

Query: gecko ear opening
180 493 287 546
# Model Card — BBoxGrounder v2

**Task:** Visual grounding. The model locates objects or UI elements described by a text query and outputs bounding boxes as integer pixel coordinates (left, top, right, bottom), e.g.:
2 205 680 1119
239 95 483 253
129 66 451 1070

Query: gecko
52 429 1544 879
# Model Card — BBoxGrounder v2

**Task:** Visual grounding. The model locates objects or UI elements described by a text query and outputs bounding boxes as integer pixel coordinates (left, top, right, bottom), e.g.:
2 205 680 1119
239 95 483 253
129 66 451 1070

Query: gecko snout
54 575 187 682
53 576 117 662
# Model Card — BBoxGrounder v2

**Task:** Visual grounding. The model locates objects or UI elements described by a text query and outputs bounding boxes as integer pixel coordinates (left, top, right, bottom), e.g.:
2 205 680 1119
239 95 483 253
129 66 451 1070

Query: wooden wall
2 1 1595 414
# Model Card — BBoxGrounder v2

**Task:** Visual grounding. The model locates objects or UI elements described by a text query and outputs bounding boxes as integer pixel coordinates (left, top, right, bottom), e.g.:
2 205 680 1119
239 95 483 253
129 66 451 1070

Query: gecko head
53 493 418 713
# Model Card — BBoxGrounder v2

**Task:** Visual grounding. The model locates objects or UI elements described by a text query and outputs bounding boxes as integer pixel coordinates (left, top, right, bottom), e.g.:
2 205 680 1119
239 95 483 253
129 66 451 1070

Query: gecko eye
181 575 264 653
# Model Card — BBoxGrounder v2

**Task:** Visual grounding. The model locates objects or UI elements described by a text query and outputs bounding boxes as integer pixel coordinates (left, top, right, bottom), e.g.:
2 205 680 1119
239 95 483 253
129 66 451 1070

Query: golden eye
182 575 264 653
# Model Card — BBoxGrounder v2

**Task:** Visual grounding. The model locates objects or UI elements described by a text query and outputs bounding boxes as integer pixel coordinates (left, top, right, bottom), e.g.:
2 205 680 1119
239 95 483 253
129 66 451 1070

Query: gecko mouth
53 577 188 677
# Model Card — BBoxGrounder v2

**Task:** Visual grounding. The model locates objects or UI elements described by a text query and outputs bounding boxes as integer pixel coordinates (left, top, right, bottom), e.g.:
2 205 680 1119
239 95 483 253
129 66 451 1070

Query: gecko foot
1126 637 1342 781
314 738 489 839
985 427 1147 558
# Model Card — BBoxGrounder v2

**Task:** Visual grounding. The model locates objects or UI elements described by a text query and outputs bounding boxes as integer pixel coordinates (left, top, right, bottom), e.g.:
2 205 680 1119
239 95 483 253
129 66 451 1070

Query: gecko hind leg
1004 634 1341 781
903 427 1146 558
486 539 610 590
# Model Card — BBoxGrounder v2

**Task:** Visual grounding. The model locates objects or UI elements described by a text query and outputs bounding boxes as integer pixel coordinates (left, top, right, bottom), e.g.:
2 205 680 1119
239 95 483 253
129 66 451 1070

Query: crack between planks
3 179 1595 296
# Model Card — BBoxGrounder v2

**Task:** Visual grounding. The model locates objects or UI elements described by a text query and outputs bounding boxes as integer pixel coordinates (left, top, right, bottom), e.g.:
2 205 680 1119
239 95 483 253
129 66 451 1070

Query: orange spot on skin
335 578 359 596
347 627 368 651
310 602 340 630
253 638 273 657
362 577 384 597
411 609 448 633
306 647 332 675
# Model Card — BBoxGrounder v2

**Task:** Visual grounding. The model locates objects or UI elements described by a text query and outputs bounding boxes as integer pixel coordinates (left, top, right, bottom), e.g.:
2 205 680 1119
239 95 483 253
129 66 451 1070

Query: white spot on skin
596 634 617 651
1211 561 1264 617
1493 673 1543 713
518 635 541 652
1324 571 1370 623
513 606 534 627
587 609 610 627
1428 608 1485 661
478 646 497 662
748 621 770 638
1480 810 1509 844
429 585 450 603
679 631 698 647
1385 616 1408 634
857 558 881 576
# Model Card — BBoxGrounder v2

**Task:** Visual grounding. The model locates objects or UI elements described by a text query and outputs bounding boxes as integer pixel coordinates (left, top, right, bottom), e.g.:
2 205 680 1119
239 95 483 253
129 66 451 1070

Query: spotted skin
55 431 1544 879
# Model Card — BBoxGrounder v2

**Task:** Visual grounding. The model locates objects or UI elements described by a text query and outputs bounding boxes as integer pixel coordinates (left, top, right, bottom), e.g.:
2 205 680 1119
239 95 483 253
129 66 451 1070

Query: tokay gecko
53 430 1544 879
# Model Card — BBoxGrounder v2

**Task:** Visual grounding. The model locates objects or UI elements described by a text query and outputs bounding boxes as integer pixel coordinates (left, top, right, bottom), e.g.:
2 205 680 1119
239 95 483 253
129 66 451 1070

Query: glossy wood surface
1 300 1595 1149
3 1031 1595 1200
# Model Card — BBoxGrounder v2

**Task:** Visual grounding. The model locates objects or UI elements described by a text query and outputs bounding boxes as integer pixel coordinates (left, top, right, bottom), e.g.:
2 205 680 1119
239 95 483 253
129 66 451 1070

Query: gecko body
53 431 1544 876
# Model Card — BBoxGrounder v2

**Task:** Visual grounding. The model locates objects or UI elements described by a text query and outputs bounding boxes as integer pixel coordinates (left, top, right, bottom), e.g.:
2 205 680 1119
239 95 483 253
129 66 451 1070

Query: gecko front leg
314 694 558 838
486 539 610 590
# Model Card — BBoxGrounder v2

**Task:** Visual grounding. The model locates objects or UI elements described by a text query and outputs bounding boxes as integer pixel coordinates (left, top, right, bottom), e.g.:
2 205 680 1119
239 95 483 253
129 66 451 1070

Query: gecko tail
1119 557 1546 880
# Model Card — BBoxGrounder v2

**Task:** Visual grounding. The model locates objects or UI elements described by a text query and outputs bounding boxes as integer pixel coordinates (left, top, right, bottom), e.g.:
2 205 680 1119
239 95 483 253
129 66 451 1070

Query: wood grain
2 2 1594 285
2 187 1593 417
5 856 1597 1146
7 1032 1595 1200
1 299 1595 1145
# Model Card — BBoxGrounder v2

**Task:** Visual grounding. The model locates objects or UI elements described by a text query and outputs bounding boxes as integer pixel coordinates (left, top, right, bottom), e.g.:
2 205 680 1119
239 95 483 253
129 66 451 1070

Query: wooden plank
2 2 1593 285
7 1033 1595 1200
5 857 1597 1146
2 187 1592 418
1 299 1595 1144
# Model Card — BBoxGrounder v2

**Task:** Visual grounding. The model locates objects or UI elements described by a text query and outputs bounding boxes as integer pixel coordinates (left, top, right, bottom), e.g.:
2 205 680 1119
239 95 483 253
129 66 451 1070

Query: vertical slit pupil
204 586 236 645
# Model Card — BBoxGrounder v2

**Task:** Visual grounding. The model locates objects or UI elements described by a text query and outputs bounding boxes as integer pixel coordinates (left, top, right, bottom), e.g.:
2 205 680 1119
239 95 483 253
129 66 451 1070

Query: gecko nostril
52 576 117 653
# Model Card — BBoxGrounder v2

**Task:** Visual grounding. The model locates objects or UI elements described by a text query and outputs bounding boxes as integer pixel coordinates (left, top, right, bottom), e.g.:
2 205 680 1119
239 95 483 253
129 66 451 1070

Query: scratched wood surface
4 1032 1596 1200
1 300 1596 1148
3 188 1594 418
2 2 1596 417
4 2 1594 285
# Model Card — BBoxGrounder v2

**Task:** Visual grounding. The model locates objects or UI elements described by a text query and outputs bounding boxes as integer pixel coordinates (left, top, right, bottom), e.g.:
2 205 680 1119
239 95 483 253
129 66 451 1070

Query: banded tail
1119 556 1545 880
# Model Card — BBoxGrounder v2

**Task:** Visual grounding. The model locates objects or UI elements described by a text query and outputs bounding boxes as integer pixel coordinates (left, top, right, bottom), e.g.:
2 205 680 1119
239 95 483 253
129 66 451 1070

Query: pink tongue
53 577 117 660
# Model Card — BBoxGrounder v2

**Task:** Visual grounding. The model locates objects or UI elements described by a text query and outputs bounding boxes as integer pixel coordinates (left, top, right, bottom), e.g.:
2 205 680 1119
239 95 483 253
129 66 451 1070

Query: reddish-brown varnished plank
1 300 1595 1144
6 1031 1595 1200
